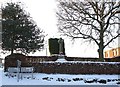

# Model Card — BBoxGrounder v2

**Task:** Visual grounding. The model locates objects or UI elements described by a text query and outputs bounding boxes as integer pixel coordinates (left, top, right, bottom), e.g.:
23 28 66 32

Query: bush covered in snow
31 62 120 74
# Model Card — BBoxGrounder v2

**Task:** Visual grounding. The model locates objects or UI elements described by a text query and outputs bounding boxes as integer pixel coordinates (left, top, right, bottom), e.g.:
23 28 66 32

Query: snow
41 61 120 64
0 68 120 86
55 58 67 63
0 68 2 86
55 55 67 63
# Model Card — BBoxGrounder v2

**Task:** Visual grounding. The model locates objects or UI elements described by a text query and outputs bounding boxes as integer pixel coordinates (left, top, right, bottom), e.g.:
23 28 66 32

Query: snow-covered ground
0 68 120 86
0 68 2 86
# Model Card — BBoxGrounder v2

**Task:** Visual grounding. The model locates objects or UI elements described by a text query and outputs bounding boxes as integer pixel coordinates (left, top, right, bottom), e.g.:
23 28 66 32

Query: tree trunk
98 38 104 61
11 35 14 55
98 47 104 61
98 18 105 61
11 48 14 54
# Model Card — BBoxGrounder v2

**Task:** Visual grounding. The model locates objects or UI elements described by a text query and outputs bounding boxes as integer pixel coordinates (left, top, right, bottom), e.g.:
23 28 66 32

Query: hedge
4 53 120 74
31 62 120 74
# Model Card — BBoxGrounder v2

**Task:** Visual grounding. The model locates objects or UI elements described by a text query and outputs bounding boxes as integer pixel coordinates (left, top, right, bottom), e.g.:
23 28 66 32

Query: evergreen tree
2 2 44 54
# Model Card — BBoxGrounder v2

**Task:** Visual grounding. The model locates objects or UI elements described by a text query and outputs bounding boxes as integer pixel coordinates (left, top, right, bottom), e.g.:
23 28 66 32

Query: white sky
1 0 113 58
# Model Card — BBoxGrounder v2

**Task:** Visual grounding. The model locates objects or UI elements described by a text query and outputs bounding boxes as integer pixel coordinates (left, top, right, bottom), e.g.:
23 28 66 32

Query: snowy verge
1 68 120 85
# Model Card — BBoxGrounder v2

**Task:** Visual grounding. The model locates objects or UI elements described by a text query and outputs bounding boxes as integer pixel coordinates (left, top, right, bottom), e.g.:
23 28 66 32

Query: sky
1 0 118 58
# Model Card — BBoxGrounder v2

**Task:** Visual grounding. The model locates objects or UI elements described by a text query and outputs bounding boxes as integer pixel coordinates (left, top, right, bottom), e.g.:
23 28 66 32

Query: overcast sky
0 0 102 58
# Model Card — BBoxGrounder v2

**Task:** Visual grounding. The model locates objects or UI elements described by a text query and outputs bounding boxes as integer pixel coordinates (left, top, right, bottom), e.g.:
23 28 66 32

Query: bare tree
56 0 120 61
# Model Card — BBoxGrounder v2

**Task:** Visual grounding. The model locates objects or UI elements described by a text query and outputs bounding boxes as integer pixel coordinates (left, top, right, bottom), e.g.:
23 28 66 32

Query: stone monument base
55 54 67 62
